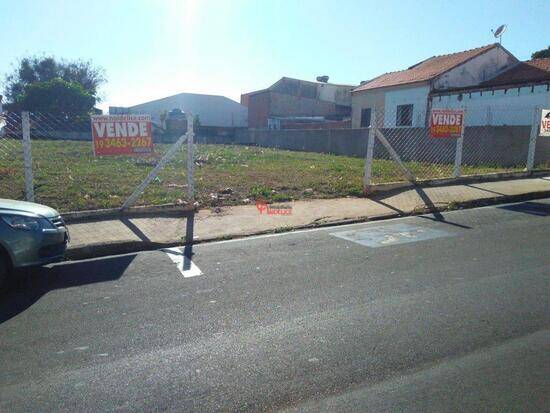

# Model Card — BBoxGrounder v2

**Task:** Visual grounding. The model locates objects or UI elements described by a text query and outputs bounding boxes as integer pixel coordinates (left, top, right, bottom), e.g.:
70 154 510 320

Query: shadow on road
0 254 136 325
370 187 472 230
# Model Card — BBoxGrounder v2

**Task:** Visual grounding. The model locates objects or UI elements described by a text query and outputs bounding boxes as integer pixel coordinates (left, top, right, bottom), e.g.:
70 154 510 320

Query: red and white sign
430 109 465 138
91 114 154 156
540 109 550 137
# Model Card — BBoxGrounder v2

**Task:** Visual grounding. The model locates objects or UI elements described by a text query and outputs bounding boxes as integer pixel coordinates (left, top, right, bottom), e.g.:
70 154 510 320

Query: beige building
351 44 517 128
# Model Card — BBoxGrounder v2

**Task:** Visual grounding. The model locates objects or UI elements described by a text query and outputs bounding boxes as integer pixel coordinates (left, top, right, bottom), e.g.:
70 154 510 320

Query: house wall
351 89 386 128
433 47 517 90
383 85 431 127
432 84 550 126
352 84 430 128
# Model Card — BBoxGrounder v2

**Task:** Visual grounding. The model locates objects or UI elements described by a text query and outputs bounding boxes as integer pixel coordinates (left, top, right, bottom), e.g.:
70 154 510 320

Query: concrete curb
62 203 195 224
64 189 550 261
365 170 550 194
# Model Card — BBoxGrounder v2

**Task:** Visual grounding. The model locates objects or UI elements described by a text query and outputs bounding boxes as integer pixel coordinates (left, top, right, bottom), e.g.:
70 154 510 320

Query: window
396 104 413 127
360 108 372 128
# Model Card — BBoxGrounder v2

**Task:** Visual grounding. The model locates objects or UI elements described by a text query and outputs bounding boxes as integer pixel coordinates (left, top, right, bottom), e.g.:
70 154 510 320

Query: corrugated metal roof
353 44 498 92
122 92 248 127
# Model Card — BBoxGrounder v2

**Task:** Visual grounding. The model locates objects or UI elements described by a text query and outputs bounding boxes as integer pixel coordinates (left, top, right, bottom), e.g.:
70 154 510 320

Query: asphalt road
1 199 549 412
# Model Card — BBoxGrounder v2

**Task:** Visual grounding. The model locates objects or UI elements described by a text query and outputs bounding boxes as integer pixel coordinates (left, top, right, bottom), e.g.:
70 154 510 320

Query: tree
14 78 96 117
531 46 550 59
3 55 105 104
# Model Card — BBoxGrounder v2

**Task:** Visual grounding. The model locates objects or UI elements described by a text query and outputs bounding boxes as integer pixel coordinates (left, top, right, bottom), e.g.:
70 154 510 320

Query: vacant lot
0 140 526 212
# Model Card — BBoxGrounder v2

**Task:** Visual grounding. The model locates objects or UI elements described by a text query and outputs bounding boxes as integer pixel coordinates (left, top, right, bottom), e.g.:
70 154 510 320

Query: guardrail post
363 111 376 194
453 108 466 178
526 106 541 173
22 111 35 202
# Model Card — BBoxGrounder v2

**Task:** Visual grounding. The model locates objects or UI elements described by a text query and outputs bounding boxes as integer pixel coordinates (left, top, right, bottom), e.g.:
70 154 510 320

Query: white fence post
527 106 541 173
186 112 195 203
21 111 35 202
453 108 466 178
363 111 376 193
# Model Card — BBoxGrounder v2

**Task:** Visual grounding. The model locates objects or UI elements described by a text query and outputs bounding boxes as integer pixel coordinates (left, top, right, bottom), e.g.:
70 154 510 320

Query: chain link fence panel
0 112 192 213
0 112 25 200
367 105 546 185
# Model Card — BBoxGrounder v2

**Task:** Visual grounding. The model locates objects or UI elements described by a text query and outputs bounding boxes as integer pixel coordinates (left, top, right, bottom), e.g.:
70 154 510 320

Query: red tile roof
353 44 498 92
480 57 550 87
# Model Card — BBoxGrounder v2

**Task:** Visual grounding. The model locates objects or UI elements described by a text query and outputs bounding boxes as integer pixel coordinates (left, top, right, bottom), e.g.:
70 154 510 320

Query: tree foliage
15 78 96 116
531 46 550 59
3 55 105 110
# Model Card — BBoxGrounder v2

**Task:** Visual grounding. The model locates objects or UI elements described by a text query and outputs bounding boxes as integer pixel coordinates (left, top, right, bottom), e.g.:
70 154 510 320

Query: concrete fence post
363 111 377 194
21 111 35 202
526 106 541 173
186 112 195 203
453 107 466 178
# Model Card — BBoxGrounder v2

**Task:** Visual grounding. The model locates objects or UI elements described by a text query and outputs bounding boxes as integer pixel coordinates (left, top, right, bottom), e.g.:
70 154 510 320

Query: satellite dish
491 24 507 43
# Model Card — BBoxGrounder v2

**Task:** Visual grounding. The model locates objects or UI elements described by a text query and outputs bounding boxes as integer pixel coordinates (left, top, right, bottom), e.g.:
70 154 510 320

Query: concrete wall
220 126 550 168
432 85 550 126
233 128 370 157
433 46 517 90
317 83 353 106
248 91 271 128
270 92 342 117
281 120 351 130
271 78 353 105
32 130 92 141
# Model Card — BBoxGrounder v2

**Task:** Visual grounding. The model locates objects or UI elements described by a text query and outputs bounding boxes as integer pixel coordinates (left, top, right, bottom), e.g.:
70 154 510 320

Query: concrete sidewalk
65 175 550 259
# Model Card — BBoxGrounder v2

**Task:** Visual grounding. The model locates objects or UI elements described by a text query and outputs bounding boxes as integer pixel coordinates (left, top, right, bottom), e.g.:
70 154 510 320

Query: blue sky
0 0 548 111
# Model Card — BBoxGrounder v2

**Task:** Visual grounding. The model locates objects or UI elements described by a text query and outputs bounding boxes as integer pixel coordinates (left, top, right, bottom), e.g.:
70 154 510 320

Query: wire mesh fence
365 105 547 186
0 111 194 212
1 105 549 215
0 112 25 199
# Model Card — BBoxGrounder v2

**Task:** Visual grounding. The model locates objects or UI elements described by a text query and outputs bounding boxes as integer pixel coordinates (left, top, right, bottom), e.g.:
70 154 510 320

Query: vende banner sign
540 109 550 137
91 114 154 156
430 109 465 138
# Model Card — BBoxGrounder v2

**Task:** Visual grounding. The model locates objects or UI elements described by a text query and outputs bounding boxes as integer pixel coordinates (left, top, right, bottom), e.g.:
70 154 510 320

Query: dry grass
0 139 528 212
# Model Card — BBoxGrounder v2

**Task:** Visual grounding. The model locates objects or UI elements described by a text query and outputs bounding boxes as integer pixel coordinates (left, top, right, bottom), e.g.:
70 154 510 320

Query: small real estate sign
429 109 465 138
540 109 550 137
91 114 154 156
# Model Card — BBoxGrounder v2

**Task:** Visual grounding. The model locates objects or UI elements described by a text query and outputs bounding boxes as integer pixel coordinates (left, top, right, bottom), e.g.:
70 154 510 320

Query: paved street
1 199 549 412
